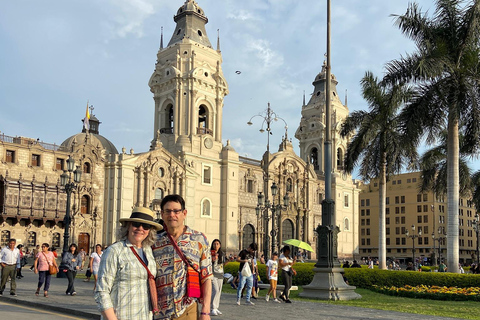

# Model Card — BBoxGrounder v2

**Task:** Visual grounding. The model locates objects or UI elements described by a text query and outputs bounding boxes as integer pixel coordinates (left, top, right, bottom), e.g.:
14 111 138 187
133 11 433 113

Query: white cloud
227 10 258 21
247 39 284 70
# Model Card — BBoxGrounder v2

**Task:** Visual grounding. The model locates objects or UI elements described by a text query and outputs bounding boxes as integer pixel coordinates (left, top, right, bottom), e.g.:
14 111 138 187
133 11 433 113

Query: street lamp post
406 224 422 270
248 102 287 260
472 213 479 267
432 227 447 267
256 182 289 259
431 204 436 267
58 156 81 278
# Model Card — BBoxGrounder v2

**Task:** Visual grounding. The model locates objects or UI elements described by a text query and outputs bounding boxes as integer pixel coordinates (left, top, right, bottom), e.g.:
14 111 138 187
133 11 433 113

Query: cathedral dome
61 133 118 155
176 0 206 17
60 112 119 155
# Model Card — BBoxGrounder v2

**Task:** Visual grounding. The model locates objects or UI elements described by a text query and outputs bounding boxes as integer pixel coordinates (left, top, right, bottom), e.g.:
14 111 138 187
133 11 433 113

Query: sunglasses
131 221 152 230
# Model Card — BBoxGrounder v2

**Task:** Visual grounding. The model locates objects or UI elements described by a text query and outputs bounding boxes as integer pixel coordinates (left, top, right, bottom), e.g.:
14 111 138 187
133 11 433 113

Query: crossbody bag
129 246 159 315
166 232 202 298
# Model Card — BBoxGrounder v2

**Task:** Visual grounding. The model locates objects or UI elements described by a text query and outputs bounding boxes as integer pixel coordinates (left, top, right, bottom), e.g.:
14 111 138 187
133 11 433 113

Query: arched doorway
242 224 255 250
281 219 294 241
78 233 90 254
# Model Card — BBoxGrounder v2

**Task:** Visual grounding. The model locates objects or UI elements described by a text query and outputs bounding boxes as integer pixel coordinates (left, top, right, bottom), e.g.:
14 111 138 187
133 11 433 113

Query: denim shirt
62 252 82 271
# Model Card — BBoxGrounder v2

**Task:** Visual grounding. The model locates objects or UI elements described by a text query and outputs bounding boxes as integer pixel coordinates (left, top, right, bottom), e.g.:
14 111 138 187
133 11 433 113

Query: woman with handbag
278 246 296 303
210 239 228 316
62 243 82 296
34 243 58 298
94 207 162 320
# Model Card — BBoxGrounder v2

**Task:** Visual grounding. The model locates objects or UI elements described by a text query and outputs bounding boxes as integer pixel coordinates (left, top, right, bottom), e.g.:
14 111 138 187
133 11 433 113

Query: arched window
52 232 61 248
344 217 350 231
197 105 211 135
337 148 344 169
81 195 90 214
282 219 294 241
242 224 255 249
286 178 293 193
1 230 10 246
167 104 174 128
155 188 164 200
310 147 319 170
83 162 91 174
201 198 211 217
27 231 36 247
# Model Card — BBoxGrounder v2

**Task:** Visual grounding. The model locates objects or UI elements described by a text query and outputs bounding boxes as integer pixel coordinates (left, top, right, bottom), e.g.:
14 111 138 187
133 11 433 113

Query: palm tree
340 71 417 270
419 131 472 198
384 0 480 273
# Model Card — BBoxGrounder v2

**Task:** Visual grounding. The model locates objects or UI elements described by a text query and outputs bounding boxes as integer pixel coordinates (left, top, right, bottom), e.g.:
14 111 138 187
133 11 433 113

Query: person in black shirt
236 243 257 306
350 260 361 268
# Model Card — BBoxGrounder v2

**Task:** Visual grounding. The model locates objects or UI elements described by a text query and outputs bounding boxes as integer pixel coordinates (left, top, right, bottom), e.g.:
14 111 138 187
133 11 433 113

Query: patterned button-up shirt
152 226 212 319
94 240 157 320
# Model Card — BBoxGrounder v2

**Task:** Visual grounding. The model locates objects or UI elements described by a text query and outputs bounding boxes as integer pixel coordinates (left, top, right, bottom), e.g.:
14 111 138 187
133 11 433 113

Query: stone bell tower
149 0 229 155
295 61 349 176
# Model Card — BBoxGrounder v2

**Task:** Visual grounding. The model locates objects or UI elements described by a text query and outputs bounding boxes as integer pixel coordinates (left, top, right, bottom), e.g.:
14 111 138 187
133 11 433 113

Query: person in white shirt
89 244 103 291
265 252 281 303
0 239 21 296
278 246 296 303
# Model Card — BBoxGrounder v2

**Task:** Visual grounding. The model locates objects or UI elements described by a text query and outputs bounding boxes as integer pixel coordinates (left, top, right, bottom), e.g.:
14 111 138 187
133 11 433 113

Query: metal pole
477 230 479 266
62 186 72 255
271 206 276 256
412 237 416 270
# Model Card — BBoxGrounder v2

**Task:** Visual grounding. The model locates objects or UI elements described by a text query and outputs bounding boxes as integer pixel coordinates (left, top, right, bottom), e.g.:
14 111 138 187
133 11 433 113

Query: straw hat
119 207 163 230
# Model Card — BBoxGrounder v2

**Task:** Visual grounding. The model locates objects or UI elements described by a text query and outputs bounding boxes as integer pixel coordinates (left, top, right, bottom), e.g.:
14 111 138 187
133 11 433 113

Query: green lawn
223 285 479 319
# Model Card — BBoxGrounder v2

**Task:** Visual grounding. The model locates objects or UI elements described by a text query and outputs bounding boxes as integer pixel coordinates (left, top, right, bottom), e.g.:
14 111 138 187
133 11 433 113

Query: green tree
340 71 417 270
419 131 472 198
384 0 480 273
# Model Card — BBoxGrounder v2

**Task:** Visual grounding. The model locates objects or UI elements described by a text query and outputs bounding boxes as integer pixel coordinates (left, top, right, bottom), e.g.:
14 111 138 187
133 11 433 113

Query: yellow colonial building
358 172 477 265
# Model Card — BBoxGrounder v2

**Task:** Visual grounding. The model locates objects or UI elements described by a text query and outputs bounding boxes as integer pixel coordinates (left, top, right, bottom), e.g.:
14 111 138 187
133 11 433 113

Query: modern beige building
358 172 477 265
1 0 359 259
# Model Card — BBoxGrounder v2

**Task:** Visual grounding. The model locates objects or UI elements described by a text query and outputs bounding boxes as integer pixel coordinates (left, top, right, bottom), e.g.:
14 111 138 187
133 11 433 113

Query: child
265 252 281 303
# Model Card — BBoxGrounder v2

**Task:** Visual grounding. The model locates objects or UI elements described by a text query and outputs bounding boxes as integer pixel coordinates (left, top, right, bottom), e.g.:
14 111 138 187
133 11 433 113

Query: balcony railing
160 127 174 134
0 133 64 151
196 127 213 136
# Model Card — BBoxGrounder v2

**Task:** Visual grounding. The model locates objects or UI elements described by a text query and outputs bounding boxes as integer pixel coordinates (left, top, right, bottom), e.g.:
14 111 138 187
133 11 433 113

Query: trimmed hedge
344 268 480 289
224 262 480 288
224 262 315 286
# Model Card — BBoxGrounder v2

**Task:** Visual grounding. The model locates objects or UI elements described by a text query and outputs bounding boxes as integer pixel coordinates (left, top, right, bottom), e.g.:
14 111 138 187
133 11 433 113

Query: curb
0 295 100 319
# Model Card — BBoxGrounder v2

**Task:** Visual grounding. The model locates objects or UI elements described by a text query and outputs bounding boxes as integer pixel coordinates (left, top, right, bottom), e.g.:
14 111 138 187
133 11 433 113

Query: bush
344 268 480 289
224 262 315 286
225 262 480 289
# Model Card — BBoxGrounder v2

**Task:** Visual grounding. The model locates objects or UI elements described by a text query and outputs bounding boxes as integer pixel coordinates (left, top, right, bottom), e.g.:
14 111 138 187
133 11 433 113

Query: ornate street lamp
472 213 479 267
58 156 81 277
406 224 422 270
256 183 289 259
248 102 287 259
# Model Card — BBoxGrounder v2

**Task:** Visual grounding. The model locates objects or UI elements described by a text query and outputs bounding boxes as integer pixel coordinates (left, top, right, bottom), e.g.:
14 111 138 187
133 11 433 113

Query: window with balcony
6 150 15 163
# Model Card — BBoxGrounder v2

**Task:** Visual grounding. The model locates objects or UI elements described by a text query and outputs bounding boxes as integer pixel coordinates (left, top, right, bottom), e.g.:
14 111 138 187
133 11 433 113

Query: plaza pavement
0 267 461 320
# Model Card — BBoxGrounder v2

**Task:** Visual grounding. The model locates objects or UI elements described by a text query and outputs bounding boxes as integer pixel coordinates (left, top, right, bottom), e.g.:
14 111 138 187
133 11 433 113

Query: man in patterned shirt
153 194 212 320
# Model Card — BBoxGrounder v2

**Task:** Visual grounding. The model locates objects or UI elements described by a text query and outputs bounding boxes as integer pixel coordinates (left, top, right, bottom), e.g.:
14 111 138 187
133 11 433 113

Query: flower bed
372 284 480 301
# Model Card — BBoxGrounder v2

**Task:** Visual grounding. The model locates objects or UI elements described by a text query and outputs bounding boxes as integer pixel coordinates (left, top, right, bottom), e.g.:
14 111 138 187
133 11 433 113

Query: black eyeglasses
162 209 183 215
132 222 152 230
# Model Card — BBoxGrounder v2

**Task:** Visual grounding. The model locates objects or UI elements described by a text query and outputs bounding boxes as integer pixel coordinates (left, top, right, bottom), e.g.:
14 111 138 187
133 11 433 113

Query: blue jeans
236 273 253 301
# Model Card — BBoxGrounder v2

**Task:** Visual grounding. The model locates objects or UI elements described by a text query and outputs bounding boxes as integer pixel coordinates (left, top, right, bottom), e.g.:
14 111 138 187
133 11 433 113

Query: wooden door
78 233 90 254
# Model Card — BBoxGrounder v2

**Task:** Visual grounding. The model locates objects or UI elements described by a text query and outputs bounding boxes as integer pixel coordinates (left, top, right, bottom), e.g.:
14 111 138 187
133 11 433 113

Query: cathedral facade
0 0 359 259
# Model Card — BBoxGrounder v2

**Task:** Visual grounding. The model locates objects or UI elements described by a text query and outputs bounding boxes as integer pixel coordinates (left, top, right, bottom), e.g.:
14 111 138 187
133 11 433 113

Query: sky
1 0 477 177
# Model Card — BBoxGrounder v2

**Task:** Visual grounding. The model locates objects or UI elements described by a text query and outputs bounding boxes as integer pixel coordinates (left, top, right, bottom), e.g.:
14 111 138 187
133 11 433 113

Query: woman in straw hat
94 207 162 320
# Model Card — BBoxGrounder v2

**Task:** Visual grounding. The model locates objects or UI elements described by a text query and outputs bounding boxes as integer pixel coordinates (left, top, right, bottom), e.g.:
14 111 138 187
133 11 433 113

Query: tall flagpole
300 0 361 300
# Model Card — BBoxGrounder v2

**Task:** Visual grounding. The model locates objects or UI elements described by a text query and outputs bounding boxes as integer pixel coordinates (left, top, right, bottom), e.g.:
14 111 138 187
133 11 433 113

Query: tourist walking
152 194 213 320
29 245 40 271
210 239 228 316
0 238 21 296
16 244 26 279
89 244 103 291
34 243 58 298
78 248 86 270
265 252 281 303
236 242 257 306
279 246 296 303
94 207 162 320
62 243 82 296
